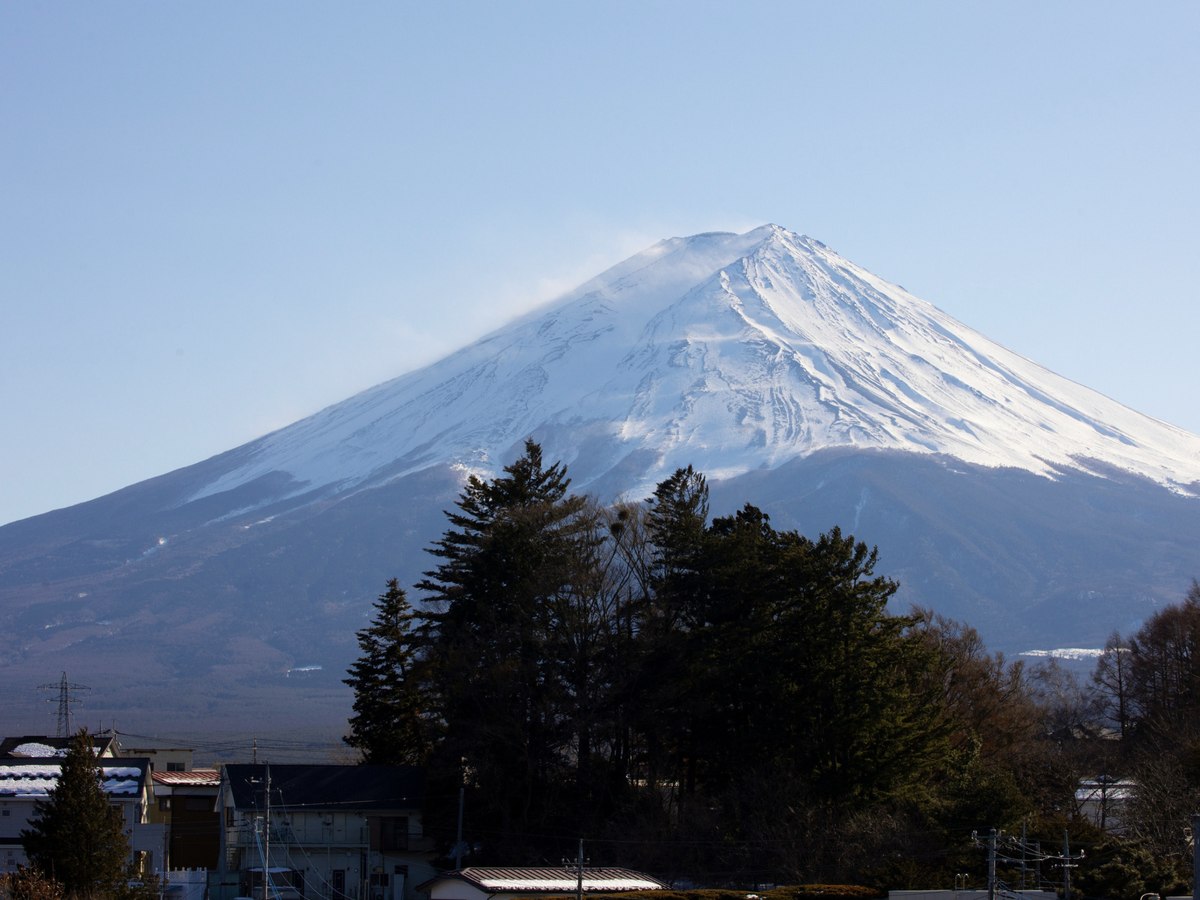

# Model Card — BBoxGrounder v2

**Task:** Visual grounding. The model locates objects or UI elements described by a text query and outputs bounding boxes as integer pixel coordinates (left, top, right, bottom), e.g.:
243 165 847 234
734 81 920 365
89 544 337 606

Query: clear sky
3 2 1198 526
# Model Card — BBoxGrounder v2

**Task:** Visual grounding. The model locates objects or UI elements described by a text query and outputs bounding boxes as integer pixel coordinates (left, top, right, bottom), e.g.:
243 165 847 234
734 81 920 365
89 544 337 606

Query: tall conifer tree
21 730 130 899
344 578 432 765
416 440 591 857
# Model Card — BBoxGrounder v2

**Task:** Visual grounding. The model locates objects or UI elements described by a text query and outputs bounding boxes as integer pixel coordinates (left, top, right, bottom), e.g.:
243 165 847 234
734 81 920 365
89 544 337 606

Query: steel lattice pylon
37 672 90 736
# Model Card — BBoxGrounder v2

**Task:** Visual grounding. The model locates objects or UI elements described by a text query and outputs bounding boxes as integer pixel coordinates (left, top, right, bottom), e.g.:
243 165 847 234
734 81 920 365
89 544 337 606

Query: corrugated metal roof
153 768 220 786
446 867 664 893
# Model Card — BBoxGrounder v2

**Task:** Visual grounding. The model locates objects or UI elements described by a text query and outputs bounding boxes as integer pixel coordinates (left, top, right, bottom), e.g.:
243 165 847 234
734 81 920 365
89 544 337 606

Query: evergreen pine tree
415 439 590 858
343 578 433 765
21 730 130 899
634 467 711 794
645 465 709 621
737 523 946 809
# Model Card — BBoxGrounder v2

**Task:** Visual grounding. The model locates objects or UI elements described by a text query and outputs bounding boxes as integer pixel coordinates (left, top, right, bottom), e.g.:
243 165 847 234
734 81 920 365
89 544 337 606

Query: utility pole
251 765 272 900
453 782 465 870
975 823 1081 899
1062 830 1072 900
564 839 587 900
454 758 468 871
987 829 997 900
264 763 272 900
1192 813 1200 900
1020 819 1028 890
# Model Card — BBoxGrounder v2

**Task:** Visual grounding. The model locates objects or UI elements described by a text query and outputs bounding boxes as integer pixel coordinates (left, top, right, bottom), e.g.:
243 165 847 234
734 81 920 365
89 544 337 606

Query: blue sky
3 2 1198 526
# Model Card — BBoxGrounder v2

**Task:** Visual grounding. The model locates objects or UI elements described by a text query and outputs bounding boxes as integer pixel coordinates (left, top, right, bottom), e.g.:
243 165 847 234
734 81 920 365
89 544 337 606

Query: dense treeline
343 441 1200 896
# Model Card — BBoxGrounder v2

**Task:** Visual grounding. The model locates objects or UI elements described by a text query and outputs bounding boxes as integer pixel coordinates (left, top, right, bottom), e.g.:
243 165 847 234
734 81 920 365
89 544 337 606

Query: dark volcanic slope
4 447 1199 736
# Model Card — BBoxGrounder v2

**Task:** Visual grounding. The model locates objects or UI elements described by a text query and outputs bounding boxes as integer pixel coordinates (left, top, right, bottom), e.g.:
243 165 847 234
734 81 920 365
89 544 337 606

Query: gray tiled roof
224 764 423 811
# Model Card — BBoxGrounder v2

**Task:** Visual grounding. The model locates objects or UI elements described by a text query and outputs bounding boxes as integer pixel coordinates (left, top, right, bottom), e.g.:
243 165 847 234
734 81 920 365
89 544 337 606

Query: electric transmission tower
37 672 90 736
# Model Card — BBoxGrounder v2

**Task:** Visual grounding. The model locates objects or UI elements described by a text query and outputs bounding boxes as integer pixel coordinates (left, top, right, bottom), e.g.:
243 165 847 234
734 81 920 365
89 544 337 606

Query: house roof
0 757 149 799
0 734 117 759
224 764 423 812
153 768 220 787
424 867 665 893
1075 777 1136 802
108 739 192 753
102 731 195 754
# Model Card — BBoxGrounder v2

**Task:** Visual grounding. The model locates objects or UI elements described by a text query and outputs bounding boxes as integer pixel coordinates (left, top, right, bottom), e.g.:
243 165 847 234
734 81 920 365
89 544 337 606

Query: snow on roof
11 743 65 758
443 867 664 893
0 762 145 798
483 879 662 892
0 735 116 758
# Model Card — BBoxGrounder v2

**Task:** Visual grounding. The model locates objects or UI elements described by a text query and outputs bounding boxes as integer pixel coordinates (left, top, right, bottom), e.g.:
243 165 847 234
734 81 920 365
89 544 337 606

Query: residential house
92 731 221 874
1075 775 1134 833
216 765 436 900
153 768 221 870
106 731 197 774
0 749 163 876
421 867 665 900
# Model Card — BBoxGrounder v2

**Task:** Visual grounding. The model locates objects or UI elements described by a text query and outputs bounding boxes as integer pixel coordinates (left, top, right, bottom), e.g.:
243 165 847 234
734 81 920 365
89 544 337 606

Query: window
377 816 409 851
158 797 171 811
166 762 185 772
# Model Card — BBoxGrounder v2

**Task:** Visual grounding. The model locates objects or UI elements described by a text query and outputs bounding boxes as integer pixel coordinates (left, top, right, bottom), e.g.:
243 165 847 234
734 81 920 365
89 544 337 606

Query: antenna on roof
37 672 90 736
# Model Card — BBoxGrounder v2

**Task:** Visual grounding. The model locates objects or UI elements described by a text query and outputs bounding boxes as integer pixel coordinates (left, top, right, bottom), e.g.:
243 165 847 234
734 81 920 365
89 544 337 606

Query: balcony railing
229 828 434 854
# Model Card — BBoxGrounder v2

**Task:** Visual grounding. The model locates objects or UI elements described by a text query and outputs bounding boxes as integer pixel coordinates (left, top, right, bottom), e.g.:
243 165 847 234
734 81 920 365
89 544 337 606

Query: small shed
422 867 664 900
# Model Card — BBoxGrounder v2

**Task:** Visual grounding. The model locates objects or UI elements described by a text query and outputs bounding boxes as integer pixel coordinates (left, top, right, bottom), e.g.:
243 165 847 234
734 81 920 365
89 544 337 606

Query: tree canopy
345 443 1179 891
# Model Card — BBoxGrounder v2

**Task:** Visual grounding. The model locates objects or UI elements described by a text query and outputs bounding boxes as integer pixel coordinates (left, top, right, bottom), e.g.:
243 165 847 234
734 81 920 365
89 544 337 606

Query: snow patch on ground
1021 648 1106 661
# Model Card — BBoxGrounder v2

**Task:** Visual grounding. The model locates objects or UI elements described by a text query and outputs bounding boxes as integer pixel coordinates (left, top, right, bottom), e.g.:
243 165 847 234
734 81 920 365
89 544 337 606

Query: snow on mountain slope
192 224 1200 507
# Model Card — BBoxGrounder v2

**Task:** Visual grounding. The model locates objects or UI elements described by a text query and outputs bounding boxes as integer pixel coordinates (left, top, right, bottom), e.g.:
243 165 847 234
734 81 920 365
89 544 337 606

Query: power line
972 827 1084 900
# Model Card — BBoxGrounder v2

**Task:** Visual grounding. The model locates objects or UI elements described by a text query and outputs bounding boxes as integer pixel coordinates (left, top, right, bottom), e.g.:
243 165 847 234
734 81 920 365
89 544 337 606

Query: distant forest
344 441 1200 898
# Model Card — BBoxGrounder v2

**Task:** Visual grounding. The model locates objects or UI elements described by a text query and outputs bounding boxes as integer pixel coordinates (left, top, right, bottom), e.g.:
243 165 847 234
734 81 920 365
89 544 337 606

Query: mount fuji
4 224 1200 735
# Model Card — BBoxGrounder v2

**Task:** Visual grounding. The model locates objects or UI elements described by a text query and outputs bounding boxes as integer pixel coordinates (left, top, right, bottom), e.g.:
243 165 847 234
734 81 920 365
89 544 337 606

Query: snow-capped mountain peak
192 225 1200 507
11 224 1200 732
